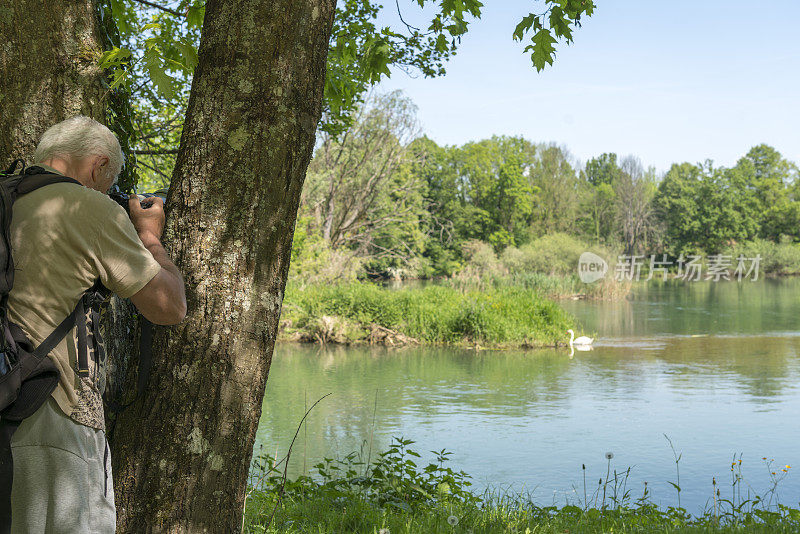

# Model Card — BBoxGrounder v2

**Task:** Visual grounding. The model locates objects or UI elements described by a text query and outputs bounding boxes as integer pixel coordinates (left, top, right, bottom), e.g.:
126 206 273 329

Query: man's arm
127 196 187 325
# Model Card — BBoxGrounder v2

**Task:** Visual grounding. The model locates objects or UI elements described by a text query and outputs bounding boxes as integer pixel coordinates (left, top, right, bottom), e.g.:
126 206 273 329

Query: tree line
292 91 799 280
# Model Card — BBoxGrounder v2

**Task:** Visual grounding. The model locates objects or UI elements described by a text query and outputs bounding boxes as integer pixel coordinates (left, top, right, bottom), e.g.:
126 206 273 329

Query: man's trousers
1 397 115 533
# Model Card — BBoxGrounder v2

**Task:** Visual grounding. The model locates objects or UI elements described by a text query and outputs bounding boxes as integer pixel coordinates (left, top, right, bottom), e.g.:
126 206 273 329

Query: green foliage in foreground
243 438 800 533
281 281 575 347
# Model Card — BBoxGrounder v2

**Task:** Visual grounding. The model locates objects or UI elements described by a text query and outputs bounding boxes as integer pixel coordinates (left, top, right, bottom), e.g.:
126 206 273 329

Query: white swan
567 329 594 347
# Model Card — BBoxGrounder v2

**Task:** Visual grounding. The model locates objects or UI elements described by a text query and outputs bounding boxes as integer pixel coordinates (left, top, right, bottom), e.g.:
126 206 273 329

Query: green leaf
549 6 573 41
143 48 175 99
530 29 557 71
513 13 535 41
176 39 199 70
110 0 135 37
98 47 132 69
435 33 449 53
187 5 205 29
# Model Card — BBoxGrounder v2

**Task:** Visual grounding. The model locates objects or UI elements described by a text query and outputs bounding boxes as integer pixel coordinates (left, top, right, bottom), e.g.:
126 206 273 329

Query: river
253 278 800 513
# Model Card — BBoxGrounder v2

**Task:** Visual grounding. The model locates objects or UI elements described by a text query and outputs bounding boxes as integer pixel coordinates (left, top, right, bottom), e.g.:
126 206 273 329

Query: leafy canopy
102 0 596 138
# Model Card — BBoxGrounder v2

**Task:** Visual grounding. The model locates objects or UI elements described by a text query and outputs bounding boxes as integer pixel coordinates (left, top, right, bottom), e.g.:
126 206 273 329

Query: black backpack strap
31 301 83 362
3 160 25 176
2 299 85 421
74 299 89 378
15 172 81 196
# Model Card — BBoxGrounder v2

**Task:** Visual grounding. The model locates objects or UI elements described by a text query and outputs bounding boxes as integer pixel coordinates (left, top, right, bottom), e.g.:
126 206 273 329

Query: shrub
724 238 800 276
501 233 613 277
460 239 506 277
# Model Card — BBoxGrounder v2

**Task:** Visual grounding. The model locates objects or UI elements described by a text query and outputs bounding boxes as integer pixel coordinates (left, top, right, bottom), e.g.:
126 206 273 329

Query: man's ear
91 155 110 186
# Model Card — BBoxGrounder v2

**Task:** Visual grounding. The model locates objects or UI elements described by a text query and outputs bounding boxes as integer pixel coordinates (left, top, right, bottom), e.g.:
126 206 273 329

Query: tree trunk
0 0 107 162
108 0 336 532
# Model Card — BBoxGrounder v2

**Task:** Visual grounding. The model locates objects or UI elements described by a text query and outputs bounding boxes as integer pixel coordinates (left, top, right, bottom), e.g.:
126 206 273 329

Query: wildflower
786 465 792 469
762 457 767 460
605 452 614 460
447 515 459 526
772 472 777 475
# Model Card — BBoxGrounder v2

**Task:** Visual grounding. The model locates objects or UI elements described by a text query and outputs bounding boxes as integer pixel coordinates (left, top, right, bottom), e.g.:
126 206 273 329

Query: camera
108 186 167 214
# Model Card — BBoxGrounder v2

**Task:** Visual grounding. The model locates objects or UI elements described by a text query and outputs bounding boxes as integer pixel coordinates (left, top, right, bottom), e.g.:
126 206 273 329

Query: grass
442 271 631 300
279 281 577 348
243 438 800 533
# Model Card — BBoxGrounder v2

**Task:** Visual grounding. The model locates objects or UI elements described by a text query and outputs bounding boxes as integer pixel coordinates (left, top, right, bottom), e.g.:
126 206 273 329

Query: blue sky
376 0 800 173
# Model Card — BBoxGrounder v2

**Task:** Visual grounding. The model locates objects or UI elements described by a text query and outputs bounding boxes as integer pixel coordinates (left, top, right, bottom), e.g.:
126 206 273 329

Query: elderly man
1 116 186 532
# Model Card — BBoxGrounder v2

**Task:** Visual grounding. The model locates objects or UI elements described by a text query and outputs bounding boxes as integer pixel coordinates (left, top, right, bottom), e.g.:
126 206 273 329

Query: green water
254 279 800 513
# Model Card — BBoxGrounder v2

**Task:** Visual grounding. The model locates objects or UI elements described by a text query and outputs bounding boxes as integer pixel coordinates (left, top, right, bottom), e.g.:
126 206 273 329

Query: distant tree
584 152 622 186
654 162 702 254
579 153 621 244
303 91 425 274
455 136 537 249
655 160 760 254
408 137 471 276
528 144 578 237
616 157 656 255
734 145 799 240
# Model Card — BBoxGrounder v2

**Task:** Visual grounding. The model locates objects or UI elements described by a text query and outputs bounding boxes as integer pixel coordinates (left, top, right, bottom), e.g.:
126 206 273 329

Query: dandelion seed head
447 515 459 526
379 529 390 534
605 452 614 460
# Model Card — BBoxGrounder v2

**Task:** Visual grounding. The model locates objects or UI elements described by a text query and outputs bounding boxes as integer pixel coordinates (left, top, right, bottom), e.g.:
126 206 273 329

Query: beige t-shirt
7 166 161 430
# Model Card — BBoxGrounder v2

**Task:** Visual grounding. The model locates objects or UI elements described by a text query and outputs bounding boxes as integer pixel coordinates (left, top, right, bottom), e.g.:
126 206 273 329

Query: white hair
34 115 124 184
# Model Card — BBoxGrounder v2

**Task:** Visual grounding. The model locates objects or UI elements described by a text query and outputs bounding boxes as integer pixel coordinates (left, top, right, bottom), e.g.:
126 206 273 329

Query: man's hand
129 196 165 242
126 195 187 325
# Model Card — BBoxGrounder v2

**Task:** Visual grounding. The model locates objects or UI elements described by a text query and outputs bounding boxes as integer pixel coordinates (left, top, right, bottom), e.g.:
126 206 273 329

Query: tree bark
108 0 336 532
0 0 107 162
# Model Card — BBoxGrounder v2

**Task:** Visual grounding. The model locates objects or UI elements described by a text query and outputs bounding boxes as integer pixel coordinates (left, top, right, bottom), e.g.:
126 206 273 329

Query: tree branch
133 149 180 155
133 0 183 17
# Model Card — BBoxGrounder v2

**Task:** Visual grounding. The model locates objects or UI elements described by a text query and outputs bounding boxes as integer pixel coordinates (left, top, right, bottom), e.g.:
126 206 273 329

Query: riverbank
243 439 800 533
278 281 578 348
